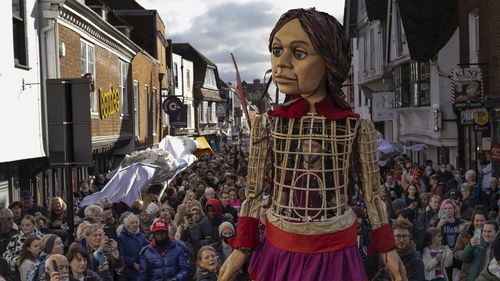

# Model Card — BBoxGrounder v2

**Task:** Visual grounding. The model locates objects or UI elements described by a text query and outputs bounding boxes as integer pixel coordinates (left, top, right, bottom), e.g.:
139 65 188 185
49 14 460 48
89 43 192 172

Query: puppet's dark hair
269 8 351 109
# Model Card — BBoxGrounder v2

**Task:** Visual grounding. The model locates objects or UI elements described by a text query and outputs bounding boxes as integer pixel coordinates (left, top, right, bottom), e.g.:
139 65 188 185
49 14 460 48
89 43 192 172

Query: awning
200 88 222 101
405 144 427 151
194 136 214 157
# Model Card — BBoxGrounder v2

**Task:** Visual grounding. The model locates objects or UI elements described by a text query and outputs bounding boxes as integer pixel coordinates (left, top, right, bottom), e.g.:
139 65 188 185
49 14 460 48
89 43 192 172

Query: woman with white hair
118 214 149 281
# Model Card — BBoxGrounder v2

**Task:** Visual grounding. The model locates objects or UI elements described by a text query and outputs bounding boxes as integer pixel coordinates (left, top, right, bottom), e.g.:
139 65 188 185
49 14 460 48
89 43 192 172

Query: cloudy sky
136 0 346 83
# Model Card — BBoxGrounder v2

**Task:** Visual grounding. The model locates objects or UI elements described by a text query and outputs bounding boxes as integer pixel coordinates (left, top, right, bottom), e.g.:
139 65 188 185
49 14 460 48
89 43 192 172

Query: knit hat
218 221 235 237
151 219 168 232
146 202 159 215
41 234 58 254
392 199 406 211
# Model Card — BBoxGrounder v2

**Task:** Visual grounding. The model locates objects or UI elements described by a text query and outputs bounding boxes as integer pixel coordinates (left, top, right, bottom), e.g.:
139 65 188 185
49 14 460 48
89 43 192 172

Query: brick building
36 0 163 202
458 0 500 175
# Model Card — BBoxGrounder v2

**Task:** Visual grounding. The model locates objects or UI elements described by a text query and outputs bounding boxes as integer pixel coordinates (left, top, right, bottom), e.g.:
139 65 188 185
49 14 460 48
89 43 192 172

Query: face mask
221 235 233 244
440 168 446 173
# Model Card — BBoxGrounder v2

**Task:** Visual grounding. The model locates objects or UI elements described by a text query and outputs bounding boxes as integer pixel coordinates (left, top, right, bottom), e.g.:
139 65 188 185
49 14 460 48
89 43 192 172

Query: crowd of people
1 142 500 281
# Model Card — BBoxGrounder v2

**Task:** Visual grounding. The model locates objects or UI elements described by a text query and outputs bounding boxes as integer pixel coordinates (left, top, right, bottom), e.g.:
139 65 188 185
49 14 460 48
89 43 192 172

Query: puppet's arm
230 114 269 250
359 119 395 254
359 119 407 281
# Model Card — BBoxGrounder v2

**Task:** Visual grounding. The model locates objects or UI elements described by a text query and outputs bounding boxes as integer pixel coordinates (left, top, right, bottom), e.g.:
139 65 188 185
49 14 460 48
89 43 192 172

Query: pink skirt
248 236 368 281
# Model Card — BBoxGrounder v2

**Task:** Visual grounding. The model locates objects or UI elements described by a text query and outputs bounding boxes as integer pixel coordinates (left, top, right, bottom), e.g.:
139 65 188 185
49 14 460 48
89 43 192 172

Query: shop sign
473 108 489 131
372 92 395 122
99 86 120 119
451 67 484 110
163 96 182 115
170 104 188 127
216 103 226 117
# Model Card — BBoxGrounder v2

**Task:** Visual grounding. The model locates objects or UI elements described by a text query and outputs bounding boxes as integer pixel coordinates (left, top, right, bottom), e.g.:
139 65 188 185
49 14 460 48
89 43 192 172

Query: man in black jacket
392 218 425 281
0 209 18 254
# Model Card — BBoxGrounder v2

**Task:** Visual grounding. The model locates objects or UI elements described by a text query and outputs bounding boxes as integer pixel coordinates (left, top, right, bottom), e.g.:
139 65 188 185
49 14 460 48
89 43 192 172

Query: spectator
138 210 154 240
18 235 41 281
195 246 218 281
20 191 45 217
3 215 42 270
436 199 464 250
8 202 22 226
479 151 492 190
82 224 121 280
118 214 149 281
0 209 18 253
454 207 488 280
47 197 68 239
460 183 479 220
422 227 453 281
199 199 226 245
200 188 216 211
392 218 425 281
180 206 205 272
29 234 65 281
44 254 69 281
458 220 499 281
403 184 419 210
212 222 234 264
228 188 241 212
383 173 402 200
438 164 453 185
430 175 444 198
218 191 238 223
67 245 110 281
476 234 500 281
137 219 191 281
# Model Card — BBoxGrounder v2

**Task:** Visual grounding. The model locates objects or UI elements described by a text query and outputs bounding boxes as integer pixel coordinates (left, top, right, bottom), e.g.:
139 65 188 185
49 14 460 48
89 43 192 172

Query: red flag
231 53 251 130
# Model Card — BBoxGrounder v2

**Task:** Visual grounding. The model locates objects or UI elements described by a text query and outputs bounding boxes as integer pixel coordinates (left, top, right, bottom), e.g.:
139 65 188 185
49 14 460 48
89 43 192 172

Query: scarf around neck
397 240 417 258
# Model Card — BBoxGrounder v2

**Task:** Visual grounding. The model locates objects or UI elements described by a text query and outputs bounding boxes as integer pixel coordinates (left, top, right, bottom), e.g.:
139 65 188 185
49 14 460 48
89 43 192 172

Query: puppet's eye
272 47 283 57
293 49 308 60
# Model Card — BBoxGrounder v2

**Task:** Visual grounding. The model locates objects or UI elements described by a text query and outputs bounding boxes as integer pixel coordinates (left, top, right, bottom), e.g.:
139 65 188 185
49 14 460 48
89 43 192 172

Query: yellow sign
99 86 120 119
473 108 489 126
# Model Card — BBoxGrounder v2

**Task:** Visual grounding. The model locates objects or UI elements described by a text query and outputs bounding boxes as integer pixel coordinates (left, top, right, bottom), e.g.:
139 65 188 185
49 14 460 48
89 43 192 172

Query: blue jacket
137 239 191 281
118 227 149 280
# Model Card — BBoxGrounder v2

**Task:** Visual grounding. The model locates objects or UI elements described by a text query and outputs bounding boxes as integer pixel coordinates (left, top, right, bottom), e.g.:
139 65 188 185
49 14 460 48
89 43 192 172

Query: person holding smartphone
458 220 499 281
45 254 69 281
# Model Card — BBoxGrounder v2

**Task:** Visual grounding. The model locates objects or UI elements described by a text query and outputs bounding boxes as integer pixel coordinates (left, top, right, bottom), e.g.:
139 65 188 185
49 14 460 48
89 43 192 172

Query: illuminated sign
99 86 120 119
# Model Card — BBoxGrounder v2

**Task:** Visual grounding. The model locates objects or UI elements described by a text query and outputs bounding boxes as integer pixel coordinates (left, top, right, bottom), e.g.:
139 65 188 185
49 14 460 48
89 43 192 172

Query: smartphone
474 229 482 239
186 213 193 220
52 260 59 273
441 210 449 219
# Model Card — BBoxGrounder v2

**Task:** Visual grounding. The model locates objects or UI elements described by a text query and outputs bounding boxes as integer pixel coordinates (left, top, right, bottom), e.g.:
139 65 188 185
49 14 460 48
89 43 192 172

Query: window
186 69 191 91
144 86 149 138
469 10 480 64
410 62 430 107
187 105 192 129
12 0 28 67
201 101 208 123
395 5 403 57
358 89 362 107
211 102 217 123
370 28 375 70
173 63 178 88
152 88 157 136
119 60 129 116
204 67 217 89
133 81 139 138
363 34 368 72
393 63 411 108
81 41 97 113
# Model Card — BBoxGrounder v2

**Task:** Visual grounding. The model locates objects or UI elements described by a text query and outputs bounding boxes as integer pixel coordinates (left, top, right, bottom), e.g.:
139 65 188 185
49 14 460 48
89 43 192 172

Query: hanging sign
451 67 484 110
162 96 182 115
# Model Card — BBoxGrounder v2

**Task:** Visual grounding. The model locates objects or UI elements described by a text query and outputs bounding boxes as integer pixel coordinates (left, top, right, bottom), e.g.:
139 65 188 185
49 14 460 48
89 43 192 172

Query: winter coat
0 228 18 253
458 240 495 281
414 208 438 251
2 229 42 270
195 270 217 281
137 239 191 281
453 226 473 281
422 246 453 281
401 251 425 281
118 227 149 281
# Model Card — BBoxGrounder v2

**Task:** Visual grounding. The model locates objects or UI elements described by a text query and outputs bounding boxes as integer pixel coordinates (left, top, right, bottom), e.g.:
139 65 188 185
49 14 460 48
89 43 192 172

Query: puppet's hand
381 250 408 281
218 249 250 281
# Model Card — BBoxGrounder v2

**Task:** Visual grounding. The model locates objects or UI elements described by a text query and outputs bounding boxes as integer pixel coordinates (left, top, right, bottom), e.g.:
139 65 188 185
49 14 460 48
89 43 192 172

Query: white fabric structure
82 136 198 207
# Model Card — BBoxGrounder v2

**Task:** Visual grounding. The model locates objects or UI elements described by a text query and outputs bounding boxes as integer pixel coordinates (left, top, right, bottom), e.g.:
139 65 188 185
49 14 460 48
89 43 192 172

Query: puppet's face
271 19 326 95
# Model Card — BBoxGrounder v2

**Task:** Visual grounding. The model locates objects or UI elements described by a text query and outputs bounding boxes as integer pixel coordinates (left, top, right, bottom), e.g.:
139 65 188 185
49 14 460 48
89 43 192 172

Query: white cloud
137 0 345 83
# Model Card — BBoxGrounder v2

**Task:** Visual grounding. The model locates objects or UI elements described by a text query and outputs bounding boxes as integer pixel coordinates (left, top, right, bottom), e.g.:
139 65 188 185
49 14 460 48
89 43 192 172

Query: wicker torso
266 114 359 235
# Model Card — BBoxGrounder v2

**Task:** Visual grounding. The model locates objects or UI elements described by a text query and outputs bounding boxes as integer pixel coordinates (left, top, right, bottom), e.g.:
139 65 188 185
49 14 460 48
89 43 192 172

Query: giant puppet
219 8 407 281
